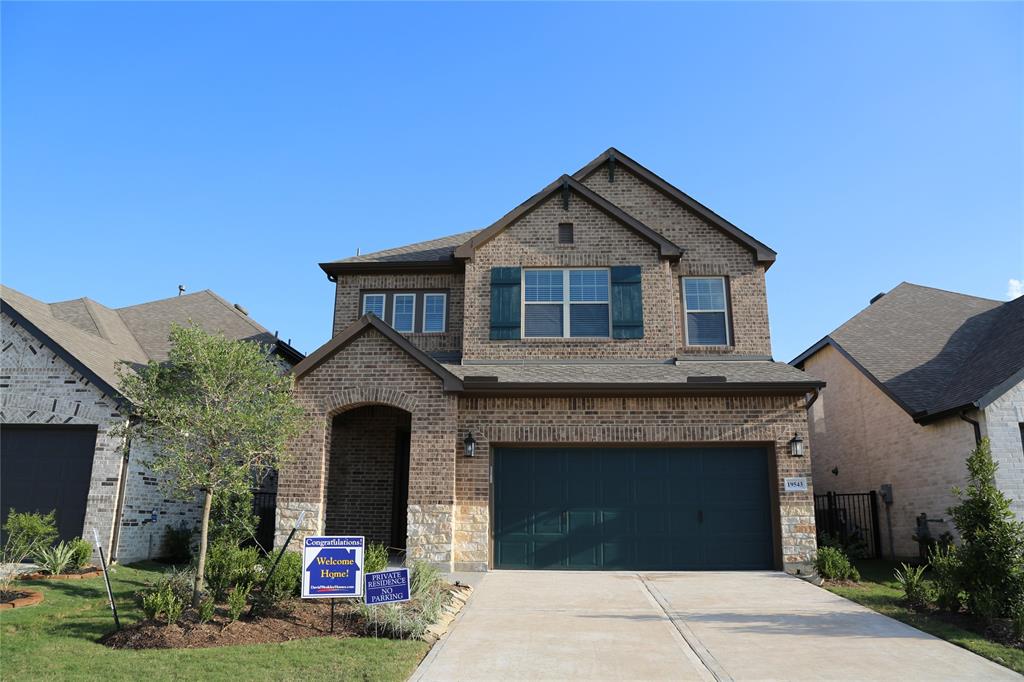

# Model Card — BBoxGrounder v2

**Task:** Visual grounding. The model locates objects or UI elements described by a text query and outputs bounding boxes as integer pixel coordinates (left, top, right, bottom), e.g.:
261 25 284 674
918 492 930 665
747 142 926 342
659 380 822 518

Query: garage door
1 425 97 544
494 446 773 570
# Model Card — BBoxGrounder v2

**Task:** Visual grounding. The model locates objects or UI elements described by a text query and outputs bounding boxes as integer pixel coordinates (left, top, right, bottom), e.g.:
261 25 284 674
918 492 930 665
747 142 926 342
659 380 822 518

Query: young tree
117 324 306 606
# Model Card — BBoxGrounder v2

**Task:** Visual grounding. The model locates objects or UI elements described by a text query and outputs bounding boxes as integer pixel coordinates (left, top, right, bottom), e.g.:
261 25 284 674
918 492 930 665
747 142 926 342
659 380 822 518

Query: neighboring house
0 286 303 563
792 283 1024 558
277 148 825 575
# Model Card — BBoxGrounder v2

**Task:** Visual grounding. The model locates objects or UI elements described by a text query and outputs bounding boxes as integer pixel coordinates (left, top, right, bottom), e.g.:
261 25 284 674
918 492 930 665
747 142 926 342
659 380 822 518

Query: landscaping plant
209 487 260 547
68 537 94 570
227 584 251 622
160 522 194 563
946 438 1024 620
364 542 390 574
116 323 307 606
928 543 964 612
893 562 931 608
1 509 58 596
197 597 216 624
253 550 301 610
36 541 77 575
205 540 261 600
814 545 860 581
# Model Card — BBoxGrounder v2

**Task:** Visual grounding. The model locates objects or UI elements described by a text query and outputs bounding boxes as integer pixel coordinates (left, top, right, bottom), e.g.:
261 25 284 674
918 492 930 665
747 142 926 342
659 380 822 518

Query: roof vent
233 303 249 316
686 375 727 383
869 292 885 305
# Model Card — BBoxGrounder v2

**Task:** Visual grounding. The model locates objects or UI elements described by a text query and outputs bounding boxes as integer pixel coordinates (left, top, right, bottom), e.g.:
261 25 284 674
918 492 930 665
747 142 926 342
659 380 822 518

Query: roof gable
573 148 777 266
454 175 682 259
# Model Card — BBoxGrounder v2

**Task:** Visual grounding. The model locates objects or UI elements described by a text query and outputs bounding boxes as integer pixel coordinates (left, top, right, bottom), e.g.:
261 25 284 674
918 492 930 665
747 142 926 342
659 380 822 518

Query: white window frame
522 268 611 339
682 276 730 346
391 293 416 333
362 293 386 319
422 293 447 334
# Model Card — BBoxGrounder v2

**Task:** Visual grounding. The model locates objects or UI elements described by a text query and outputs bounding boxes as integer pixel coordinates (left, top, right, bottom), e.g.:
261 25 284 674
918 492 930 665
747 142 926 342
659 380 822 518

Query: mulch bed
101 599 369 650
20 567 103 581
0 589 44 609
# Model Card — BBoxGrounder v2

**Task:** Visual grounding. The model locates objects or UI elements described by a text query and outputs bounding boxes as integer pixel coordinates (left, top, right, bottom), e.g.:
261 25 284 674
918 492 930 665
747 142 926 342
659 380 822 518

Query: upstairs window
391 293 416 333
683 277 729 345
423 293 447 333
524 268 610 338
362 293 385 318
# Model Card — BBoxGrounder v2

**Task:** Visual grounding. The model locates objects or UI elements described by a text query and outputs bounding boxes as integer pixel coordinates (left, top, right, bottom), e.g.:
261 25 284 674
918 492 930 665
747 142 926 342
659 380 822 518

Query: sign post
301 536 364 633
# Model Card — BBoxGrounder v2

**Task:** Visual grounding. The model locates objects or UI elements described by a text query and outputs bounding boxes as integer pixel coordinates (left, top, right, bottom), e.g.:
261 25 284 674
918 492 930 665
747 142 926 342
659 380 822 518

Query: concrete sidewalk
412 571 1020 682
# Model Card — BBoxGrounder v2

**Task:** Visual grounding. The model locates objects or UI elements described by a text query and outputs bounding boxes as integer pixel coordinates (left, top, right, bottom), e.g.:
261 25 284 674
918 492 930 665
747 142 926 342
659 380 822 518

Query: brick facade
978 380 1024 520
0 313 201 563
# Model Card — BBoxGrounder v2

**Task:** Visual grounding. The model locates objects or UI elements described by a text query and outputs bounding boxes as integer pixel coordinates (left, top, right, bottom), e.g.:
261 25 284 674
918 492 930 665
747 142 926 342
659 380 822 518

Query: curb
0 590 44 609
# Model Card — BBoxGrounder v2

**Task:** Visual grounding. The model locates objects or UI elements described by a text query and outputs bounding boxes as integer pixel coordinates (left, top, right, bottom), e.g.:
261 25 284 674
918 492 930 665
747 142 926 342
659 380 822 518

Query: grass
825 559 1024 675
0 562 428 681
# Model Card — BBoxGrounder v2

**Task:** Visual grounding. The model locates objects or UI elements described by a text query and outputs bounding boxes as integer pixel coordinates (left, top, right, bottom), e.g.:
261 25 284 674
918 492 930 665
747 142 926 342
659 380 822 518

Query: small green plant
814 546 860 581
160 522 194 564
364 542 389 574
138 567 194 623
252 551 302 611
928 543 963 611
1012 601 1024 641
409 560 441 598
227 584 251 622
67 538 93 570
197 597 215 624
164 591 185 623
205 540 262 599
818 531 870 560
36 541 77 575
894 562 931 608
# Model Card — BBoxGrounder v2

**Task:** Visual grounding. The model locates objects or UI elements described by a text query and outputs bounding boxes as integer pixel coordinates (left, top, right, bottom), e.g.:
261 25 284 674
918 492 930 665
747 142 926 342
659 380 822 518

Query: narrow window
362 293 385 318
523 269 610 338
558 222 574 244
423 293 447 333
683 277 729 345
392 293 415 333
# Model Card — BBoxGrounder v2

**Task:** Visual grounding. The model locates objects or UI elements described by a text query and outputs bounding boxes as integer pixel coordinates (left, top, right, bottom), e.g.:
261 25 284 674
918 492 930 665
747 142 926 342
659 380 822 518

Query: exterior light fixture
463 432 477 458
789 433 804 457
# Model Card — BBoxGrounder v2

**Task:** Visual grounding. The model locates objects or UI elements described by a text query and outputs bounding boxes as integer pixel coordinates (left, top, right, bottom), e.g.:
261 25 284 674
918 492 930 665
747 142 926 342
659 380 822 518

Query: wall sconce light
831 466 839 476
463 432 477 458
789 433 804 457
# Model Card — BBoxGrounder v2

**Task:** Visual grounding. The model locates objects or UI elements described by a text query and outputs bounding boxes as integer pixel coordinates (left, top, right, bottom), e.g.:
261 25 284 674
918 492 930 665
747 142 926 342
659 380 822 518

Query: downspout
805 387 821 411
959 411 981 445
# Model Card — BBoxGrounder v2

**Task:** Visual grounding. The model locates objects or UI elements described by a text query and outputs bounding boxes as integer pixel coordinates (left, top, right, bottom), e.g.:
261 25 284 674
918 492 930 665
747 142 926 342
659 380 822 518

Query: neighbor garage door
494 446 773 570
0 425 97 543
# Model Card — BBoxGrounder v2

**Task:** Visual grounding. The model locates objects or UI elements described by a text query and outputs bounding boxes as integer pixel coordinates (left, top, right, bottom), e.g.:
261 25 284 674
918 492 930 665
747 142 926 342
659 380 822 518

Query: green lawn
0 562 428 681
825 559 1024 675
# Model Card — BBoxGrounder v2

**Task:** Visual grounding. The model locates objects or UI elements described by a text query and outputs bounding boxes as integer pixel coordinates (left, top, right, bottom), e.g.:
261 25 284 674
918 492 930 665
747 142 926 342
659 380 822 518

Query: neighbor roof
791 282 1023 422
1 285 303 399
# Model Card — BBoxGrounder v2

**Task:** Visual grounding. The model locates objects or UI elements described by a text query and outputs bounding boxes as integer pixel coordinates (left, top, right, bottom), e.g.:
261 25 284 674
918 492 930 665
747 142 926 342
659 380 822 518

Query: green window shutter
490 267 521 340
611 266 643 339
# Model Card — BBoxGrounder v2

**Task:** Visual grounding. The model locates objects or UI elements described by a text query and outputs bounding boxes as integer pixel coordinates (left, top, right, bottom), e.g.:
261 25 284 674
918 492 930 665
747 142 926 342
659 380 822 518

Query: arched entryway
324 405 411 549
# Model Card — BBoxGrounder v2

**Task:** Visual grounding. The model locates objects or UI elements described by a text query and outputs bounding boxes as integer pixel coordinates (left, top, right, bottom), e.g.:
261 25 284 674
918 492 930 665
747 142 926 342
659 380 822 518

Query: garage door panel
494 446 773 570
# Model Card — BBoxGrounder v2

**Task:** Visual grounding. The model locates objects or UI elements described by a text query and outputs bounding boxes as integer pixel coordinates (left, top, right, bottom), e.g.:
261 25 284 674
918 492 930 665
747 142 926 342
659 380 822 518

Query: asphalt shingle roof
793 282 1024 418
331 230 478 264
2 285 290 396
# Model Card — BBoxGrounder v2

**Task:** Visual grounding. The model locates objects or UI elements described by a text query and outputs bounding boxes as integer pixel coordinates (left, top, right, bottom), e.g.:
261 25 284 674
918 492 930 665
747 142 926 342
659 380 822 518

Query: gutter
457 380 825 397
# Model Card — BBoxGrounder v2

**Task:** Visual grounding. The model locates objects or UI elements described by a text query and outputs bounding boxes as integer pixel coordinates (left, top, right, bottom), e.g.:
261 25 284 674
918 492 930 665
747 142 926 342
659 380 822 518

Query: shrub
814 546 860 581
209 488 259 547
818 531 870 560
36 541 76 575
67 538 93 570
409 560 441 598
928 543 963 612
227 584 251 622
160 522 194 564
3 509 58 563
140 571 190 624
1012 601 1024 641
364 542 389 574
947 438 1024 620
197 597 215 624
253 551 301 610
205 540 262 600
894 563 931 608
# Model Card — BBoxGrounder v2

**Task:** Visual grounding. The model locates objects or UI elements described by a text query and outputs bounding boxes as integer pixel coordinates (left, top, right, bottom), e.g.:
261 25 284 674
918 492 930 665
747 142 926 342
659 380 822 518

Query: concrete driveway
411 571 1019 682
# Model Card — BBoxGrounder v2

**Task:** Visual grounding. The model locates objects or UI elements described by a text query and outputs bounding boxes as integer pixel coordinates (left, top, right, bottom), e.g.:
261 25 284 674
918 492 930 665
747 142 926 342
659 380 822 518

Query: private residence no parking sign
365 568 411 605
302 536 364 599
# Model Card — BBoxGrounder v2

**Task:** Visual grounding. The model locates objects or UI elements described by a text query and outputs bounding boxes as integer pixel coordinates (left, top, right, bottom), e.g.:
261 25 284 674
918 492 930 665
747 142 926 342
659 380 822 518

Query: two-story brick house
277 149 824 575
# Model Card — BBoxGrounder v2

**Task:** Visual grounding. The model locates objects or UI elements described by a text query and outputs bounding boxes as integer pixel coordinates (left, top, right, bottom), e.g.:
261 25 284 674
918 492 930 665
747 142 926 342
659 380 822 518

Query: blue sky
2 2 1021 361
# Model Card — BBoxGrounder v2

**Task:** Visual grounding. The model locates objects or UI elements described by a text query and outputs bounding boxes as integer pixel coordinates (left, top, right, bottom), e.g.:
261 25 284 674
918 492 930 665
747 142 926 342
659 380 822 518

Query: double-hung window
423 293 447 333
523 268 610 338
362 293 385 318
391 293 416 333
682 277 729 345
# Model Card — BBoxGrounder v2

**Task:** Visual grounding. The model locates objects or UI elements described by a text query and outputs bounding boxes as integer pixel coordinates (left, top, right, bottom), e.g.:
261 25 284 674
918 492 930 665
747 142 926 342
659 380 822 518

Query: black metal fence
250 490 277 553
814 491 882 559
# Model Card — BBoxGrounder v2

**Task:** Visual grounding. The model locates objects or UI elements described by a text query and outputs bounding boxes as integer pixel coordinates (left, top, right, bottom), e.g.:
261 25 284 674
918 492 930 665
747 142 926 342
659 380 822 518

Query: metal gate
814 491 882 559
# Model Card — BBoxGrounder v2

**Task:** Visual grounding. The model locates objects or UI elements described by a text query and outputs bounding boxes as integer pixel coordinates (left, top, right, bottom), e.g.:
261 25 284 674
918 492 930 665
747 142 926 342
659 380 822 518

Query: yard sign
365 568 411 605
301 536 365 599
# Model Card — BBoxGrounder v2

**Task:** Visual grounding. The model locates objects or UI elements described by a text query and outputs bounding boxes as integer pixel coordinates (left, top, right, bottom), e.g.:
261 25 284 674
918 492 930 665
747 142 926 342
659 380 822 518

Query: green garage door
494 446 773 570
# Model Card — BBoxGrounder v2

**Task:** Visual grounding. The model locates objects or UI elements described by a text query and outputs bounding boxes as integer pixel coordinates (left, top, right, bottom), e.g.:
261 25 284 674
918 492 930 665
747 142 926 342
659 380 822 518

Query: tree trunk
192 489 214 607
